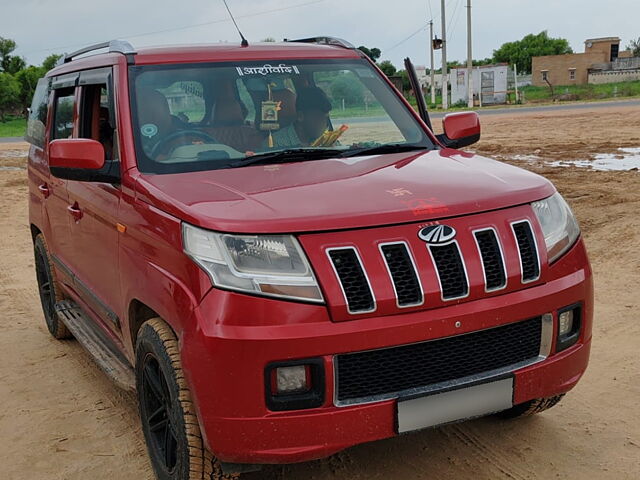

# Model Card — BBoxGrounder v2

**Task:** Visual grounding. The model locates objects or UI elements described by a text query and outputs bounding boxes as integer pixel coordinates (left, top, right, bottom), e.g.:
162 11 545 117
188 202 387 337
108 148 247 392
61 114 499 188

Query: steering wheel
150 130 218 157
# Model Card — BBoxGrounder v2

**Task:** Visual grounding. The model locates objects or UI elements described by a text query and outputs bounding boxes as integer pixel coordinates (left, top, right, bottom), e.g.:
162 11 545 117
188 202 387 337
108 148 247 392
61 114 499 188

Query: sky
2 0 639 69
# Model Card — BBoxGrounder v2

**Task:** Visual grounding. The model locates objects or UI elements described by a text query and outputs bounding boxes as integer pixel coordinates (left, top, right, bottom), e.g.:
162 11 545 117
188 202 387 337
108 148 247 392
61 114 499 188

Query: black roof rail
58 40 136 65
283 36 356 49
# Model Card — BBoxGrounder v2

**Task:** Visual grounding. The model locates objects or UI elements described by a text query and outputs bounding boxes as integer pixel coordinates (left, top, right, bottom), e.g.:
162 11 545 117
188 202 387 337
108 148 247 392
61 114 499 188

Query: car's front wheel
135 318 236 480
497 394 565 419
34 234 71 339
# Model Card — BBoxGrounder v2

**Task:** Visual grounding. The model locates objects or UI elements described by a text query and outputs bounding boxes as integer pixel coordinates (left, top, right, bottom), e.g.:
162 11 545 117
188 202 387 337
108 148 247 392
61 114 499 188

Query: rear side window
25 78 50 148
52 88 75 140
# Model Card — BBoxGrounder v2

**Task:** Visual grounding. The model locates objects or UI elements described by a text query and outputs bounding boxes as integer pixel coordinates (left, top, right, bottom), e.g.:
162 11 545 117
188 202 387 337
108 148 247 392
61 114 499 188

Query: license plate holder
396 376 514 434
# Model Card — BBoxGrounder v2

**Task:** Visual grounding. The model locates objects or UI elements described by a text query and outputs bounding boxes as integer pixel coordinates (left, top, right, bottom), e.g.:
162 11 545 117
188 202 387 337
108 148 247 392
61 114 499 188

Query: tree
358 46 381 62
0 36 26 74
42 54 63 72
378 60 397 77
329 73 364 107
628 38 640 57
492 31 573 74
15 66 44 113
0 72 20 121
261 37 276 42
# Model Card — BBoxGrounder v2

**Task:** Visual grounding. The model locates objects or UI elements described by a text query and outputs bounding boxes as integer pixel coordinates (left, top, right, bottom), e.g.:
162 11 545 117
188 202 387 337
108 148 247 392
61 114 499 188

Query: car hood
135 149 555 233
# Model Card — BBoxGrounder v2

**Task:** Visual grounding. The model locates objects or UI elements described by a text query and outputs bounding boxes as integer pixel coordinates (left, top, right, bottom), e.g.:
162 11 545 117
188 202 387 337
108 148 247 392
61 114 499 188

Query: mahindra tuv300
26 38 592 479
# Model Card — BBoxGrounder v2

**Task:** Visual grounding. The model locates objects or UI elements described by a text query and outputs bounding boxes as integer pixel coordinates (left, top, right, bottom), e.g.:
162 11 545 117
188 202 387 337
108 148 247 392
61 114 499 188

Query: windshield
129 58 434 174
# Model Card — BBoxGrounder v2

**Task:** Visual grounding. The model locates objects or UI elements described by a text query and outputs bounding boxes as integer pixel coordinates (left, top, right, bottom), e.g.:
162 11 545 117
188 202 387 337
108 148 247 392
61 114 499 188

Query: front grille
512 222 540 282
475 229 507 291
380 243 423 307
429 243 468 299
335 317 542 404
328 248 375 313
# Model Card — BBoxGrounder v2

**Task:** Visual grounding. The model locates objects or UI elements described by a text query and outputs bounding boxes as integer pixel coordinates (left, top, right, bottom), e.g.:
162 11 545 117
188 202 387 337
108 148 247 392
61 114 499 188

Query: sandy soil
2 103 640 479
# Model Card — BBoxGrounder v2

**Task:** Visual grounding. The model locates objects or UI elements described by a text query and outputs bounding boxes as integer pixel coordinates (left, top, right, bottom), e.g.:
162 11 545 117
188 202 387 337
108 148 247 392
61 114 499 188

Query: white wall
450 65 509 105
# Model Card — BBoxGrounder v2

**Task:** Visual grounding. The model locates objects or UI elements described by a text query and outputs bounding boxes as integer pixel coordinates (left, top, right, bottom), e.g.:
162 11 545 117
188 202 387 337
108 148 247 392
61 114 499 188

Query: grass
0 117 26 138
521 80 640 103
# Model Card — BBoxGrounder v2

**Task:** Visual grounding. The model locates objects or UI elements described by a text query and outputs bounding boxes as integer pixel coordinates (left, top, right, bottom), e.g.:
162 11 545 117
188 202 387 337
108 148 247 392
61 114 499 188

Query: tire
34 234 72 339
135 318 237 480
497 394 565 419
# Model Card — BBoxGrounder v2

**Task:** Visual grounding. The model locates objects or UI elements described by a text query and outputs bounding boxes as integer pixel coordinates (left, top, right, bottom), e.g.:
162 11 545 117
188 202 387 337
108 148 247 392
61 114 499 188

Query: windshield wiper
339 144 429 158
229 148 343 168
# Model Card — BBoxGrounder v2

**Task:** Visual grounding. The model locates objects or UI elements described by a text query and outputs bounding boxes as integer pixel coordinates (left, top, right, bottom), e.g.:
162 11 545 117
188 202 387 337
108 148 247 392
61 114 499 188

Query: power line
22 0 324 56
386 24 430 52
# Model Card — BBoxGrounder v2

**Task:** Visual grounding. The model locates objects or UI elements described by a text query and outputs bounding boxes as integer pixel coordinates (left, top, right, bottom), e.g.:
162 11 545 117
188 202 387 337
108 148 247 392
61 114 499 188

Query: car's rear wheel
34 234 71 339
497 394 565 419
135 318 237 480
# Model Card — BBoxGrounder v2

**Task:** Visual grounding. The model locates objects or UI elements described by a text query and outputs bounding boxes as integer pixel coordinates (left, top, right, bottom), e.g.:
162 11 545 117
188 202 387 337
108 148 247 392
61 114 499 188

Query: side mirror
437 111 481 149
49 139 105 180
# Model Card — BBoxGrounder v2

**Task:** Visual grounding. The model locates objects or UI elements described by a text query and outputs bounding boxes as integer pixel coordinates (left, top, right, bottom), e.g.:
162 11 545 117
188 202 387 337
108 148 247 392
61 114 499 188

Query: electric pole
441 0 448 110
429 21 436 104
466 0 473 108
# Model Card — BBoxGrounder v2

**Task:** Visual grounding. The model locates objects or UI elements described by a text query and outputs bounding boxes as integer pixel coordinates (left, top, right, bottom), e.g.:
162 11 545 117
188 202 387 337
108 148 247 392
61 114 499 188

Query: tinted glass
52 90 75 140
129 59 433 174
25 78 50 148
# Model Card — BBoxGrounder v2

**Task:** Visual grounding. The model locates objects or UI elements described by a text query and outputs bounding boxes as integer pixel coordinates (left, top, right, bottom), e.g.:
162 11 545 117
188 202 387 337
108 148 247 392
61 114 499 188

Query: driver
270 86 332 148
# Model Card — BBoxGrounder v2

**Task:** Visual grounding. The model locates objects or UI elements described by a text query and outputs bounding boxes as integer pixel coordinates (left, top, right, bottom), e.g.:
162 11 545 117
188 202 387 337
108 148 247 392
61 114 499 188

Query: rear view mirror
438 112 481 149
49 139 105 180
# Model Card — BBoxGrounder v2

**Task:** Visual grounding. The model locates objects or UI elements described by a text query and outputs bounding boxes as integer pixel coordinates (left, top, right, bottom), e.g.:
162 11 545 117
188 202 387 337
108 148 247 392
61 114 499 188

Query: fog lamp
273 365 311 395
558 310 574 337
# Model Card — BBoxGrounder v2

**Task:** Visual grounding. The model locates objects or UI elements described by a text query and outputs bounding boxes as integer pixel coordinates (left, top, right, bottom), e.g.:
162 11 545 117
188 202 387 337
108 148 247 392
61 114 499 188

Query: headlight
532 192 580 263
182 223 324 303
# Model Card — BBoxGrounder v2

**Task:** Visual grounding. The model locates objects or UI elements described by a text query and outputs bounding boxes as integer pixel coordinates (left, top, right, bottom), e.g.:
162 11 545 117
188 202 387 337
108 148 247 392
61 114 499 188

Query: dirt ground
2 103 640 479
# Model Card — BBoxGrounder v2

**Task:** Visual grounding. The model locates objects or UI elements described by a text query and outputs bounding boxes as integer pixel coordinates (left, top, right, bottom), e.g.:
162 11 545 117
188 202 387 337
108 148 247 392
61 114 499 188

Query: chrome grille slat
474 228 507 291
379 242 423 307
327 247 375 313
511 221 541 283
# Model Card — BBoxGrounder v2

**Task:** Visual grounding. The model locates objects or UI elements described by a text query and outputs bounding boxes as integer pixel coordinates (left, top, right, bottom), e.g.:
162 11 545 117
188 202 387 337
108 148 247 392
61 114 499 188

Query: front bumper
180 239 593 465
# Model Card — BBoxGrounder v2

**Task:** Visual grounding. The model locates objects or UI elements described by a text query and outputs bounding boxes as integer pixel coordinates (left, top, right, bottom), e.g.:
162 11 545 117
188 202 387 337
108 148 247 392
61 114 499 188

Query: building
450 64 510 106
531 37 637 87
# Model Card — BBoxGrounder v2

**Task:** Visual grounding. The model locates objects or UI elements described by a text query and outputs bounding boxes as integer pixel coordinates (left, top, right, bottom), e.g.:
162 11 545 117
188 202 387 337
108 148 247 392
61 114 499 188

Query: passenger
270 86 332 148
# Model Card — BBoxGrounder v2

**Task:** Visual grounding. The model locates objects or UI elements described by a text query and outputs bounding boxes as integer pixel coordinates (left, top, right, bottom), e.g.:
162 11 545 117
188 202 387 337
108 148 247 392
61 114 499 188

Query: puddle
547 148 640 171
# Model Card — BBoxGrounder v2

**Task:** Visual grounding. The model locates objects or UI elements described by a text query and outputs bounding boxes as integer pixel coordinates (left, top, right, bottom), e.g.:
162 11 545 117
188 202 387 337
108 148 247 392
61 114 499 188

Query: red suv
26 38 592 480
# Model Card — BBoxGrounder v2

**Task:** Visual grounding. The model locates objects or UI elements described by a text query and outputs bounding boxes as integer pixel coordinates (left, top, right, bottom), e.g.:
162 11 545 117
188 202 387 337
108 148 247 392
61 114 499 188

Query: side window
52 88 75 140
79 83 115 160
25 78 50 148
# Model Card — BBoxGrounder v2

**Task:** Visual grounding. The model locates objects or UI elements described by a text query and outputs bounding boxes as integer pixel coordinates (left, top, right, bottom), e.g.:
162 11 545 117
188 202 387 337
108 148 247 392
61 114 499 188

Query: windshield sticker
141 123 158 138
236 64 300 76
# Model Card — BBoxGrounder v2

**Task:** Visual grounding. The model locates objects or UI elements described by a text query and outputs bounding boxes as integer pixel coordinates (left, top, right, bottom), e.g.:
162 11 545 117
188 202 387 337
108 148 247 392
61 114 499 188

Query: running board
55 300 135 391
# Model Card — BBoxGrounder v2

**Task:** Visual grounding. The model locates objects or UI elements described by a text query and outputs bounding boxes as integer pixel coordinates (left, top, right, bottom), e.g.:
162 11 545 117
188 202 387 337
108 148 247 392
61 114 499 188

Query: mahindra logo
418 225 456 245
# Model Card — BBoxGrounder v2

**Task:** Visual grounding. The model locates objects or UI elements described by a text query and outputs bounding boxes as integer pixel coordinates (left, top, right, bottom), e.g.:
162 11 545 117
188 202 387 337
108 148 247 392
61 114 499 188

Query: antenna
221 0 249 47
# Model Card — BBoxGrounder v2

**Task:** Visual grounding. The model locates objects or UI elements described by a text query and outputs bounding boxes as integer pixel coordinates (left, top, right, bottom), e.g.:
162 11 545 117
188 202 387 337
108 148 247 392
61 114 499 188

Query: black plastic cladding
475 230 507 290
336 316 542 402
328 249 374 312
513 222 540 281
381 244 422 306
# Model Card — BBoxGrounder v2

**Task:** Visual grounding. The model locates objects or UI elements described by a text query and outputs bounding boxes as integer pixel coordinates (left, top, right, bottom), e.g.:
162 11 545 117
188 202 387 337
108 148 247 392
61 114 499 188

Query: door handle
67 202 83 221
38 183 50 198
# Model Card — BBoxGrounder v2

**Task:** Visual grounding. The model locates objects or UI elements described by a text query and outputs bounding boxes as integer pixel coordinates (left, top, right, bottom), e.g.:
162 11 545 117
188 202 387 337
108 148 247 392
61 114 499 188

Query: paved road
0 136 24 143
432 99 640 118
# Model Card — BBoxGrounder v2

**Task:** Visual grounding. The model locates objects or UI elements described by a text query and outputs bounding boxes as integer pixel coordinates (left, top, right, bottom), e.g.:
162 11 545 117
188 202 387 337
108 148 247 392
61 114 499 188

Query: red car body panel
28 43 594 467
